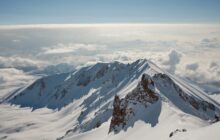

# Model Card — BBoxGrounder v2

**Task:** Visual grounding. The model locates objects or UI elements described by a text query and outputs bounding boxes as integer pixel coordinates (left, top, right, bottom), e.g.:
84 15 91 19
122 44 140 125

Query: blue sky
0 0 220 24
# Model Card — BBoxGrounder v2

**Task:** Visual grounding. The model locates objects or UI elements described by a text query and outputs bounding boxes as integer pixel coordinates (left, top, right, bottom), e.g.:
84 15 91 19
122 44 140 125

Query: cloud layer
0 24 220 89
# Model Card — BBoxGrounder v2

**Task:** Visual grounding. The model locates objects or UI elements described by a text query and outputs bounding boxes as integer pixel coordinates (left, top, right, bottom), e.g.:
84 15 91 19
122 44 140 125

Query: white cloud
208 62 220 76
209 62 219 70
35 63 75 75
12 39 21 43
162 50 182 74
0 68 35 86
0 24 220 87
186 63 199 71
0 56 44 72
42 43 106 54
200 38 220 48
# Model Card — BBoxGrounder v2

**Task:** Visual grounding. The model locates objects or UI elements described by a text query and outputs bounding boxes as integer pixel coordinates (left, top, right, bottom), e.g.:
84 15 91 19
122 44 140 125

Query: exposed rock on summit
109 74 159 133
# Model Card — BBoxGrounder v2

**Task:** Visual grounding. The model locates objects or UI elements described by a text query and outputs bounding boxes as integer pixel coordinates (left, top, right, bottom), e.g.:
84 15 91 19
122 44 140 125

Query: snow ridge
2 59 220 140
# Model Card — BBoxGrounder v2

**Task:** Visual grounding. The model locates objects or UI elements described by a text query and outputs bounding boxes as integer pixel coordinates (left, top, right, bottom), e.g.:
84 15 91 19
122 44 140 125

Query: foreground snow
1 101 219 140
64 101 210 140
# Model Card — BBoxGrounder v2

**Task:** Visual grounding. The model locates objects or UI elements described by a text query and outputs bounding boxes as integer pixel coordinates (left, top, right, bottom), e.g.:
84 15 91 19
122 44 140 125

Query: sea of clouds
0 24 220 95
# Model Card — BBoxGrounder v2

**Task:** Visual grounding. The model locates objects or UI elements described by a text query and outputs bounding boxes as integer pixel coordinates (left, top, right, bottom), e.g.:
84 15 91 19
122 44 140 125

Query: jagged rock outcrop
169 129 187 137
109 74 159 133
109 72 220 133
109 95 127 133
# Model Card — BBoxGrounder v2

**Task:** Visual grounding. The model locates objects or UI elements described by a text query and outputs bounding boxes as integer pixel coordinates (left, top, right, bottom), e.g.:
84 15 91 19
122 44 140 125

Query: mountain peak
3 59 220 138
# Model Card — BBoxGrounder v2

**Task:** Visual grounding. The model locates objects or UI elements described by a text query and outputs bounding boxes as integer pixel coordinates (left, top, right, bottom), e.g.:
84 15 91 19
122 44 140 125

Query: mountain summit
3 59 220 140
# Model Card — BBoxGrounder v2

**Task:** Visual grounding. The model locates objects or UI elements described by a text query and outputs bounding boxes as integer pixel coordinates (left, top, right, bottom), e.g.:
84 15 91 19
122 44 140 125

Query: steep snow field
0 59 220 140
64 102 217 140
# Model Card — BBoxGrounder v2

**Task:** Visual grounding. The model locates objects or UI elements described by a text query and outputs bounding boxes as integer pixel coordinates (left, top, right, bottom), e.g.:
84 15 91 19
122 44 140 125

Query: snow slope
64 102 213 140
1 59 220 140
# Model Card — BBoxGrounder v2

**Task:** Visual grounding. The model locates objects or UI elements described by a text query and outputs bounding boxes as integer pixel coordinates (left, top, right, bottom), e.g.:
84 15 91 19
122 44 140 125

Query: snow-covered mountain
1 59 220 140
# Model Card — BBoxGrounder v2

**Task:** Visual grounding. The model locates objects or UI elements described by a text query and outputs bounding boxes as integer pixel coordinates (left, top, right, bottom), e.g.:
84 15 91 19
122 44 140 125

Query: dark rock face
212 114 220 123
109 74 159 133
77 72 91 87
169 129 187 137
109 95 127 133
39 79 46 96
95 65 108 79
126 74 158 105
